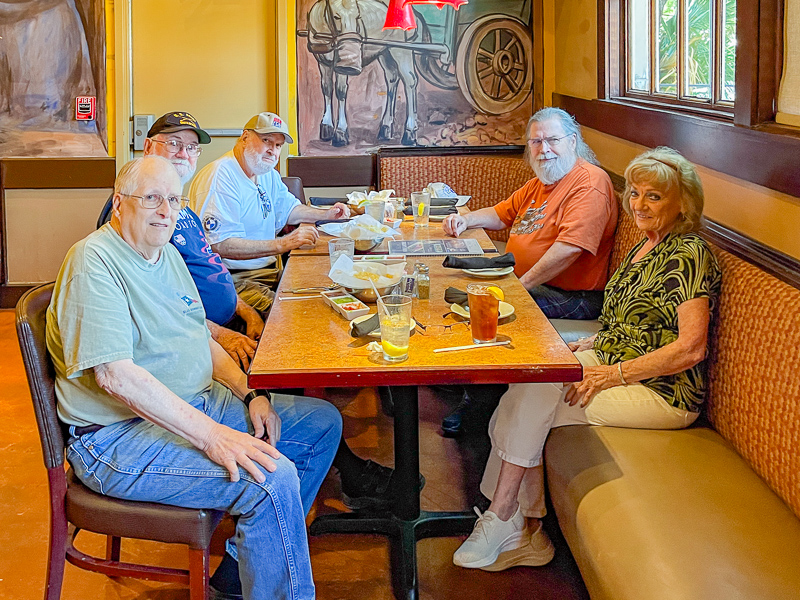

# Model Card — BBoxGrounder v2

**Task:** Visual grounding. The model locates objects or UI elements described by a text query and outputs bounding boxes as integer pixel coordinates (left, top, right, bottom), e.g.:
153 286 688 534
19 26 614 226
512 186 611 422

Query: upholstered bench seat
545 425 800 600
549 319 602 344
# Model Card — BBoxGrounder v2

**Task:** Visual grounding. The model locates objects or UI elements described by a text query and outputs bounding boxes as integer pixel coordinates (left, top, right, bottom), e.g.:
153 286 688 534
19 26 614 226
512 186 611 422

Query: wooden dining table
290 214 500 257
248 254 582 600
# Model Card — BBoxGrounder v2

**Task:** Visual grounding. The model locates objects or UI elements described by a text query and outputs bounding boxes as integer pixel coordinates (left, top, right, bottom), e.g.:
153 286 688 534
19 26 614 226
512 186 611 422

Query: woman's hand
567 334 596 353
564 364 621 408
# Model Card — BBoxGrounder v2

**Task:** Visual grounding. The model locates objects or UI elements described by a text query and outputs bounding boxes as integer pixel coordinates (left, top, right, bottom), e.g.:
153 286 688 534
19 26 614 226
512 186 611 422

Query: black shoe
441 396 470 437
340 460 425 510
340 459 394 510
209 552 242 600
209 585 243 600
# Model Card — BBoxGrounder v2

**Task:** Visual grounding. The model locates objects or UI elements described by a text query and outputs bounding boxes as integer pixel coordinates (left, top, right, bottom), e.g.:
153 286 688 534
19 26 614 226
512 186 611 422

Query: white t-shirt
188 151 301 271
46 225 212 427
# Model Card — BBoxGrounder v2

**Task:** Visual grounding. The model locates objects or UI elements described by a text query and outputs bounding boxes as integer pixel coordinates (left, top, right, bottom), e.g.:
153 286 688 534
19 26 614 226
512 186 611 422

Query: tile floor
0 309 588 600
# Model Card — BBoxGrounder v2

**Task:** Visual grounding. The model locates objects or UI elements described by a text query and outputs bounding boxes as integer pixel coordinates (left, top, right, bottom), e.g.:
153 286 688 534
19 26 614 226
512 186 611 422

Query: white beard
244 145 279 176
171 159 195 186
532 152 576 185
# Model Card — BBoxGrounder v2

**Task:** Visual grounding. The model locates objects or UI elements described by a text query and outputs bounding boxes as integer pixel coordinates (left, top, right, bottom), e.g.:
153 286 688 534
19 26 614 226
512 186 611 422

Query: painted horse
307 0 420 146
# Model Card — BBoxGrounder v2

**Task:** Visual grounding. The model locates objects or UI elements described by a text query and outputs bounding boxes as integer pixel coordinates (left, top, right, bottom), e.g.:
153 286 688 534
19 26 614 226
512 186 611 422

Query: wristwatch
243 389 272 408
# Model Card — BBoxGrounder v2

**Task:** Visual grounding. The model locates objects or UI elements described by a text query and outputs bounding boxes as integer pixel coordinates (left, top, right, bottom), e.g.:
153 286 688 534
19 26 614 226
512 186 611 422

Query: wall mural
0 0 107 157
296 0 532 156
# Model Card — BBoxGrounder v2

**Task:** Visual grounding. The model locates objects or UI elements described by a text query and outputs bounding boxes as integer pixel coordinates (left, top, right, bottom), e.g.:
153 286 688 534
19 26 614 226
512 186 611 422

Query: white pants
480 350 698 517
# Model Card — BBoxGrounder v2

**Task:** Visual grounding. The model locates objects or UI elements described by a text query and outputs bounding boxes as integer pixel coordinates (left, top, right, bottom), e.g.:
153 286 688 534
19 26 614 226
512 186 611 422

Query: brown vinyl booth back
377 147 532 243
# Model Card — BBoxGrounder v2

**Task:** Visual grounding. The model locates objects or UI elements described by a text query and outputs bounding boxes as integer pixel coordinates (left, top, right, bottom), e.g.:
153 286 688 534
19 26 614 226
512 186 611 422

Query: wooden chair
15 283 224 600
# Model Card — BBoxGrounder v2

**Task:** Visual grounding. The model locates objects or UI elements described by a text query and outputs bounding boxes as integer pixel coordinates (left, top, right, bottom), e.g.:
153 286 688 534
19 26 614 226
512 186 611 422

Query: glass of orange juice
467 283 501 343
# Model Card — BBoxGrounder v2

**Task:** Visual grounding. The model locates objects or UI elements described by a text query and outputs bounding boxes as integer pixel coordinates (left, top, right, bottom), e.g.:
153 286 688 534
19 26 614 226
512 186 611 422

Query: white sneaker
453 506 530 569
481 519 555 571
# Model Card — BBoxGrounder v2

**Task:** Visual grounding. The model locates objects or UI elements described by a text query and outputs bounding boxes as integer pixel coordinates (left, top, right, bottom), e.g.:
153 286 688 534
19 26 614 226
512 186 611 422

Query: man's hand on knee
202 422 282 483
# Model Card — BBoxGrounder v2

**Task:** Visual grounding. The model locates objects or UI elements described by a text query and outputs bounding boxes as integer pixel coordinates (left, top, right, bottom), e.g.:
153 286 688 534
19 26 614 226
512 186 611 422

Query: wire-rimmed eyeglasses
150 138 203 157
526 134 573 149
416 321 470 335
120 193 188 211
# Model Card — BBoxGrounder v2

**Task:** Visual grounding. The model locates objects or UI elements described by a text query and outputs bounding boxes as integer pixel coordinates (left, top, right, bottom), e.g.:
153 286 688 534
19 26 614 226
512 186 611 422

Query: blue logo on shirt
180 295 199 307
174 234 187 246
203 215 220 232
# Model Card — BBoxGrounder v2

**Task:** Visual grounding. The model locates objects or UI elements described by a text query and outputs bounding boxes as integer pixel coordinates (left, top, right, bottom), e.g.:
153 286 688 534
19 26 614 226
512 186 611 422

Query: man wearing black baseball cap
97 112 267 370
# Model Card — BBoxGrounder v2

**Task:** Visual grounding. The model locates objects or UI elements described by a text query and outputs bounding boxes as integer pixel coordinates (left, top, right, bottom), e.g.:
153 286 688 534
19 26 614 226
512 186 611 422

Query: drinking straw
370 279 386 315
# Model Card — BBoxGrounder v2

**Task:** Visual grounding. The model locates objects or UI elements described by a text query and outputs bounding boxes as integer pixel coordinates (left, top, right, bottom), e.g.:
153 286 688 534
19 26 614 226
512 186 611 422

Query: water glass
411 191 430 228
379 294 413 362
365 200 387 224
328 237 355 269
467 283 500 343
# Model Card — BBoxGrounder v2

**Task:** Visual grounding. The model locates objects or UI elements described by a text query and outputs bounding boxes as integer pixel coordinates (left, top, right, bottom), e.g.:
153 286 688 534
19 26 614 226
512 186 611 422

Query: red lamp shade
402 0 468 8
383 0 417 30
383 0 467 30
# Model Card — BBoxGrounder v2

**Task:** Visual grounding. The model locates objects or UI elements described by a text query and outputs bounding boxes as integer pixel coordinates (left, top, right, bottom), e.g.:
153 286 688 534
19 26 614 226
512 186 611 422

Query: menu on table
387 238 484 256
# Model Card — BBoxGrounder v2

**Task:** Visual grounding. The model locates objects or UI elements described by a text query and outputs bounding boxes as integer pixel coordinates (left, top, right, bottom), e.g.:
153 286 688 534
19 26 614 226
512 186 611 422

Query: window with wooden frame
611 0 737 115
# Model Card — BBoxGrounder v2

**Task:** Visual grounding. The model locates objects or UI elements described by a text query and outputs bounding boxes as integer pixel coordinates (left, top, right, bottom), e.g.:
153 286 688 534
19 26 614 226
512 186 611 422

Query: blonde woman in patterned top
453 147 722 573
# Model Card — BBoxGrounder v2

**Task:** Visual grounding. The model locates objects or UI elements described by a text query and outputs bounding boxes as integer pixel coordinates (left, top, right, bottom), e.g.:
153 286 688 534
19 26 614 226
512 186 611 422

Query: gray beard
244 146 278 176
532 153 576 185
171 160 195 186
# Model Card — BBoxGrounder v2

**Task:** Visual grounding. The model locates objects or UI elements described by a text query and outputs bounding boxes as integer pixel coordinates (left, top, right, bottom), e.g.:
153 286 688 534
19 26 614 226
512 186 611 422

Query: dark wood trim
0 284 33 309
554 93 800 199
0 158 116 189
286 155 375 187
701 220 800 290
734 0 782 126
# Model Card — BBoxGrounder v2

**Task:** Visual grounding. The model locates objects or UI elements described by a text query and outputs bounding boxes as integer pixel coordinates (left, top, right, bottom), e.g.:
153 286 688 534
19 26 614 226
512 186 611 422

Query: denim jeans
529 284 604 319
66 382 342 600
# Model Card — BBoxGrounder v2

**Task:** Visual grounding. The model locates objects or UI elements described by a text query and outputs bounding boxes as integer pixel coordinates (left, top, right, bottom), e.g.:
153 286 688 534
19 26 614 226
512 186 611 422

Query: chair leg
188 547 211 600
106 535 121 561
46 469 68 600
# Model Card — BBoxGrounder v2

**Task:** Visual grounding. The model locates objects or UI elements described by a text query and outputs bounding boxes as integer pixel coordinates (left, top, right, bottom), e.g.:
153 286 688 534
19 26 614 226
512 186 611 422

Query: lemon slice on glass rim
486 286 505 301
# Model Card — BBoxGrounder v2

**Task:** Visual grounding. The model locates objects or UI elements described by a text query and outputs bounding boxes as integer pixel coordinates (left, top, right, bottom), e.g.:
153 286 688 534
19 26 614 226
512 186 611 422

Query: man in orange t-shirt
444 107 617 320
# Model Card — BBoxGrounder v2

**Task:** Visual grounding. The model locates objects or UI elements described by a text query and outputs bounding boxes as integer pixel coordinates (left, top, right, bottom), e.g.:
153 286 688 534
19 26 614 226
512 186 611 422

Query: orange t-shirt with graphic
494 159 617 291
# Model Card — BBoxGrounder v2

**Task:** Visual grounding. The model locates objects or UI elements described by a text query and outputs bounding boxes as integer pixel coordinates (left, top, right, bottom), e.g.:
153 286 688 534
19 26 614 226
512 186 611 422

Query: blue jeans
66 382 342 600
529 284 604 320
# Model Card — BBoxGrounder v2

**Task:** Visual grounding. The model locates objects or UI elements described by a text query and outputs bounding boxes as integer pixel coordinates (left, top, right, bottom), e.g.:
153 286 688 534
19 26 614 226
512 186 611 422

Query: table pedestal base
310 509 477 600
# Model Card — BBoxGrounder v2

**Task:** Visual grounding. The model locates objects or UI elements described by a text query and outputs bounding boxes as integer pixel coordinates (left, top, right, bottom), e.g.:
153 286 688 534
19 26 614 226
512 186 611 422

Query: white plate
350 314 417 338
454 195 471 207
429 214 447 222
450 302 514 319
461 266 514 278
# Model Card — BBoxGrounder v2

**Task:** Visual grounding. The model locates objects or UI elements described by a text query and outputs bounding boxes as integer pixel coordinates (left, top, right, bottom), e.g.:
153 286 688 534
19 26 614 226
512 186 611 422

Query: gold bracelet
617 362 628 385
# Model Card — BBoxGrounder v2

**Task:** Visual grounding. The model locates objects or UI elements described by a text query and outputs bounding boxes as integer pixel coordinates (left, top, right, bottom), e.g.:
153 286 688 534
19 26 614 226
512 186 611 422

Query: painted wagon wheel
413 15 460 90
455 16 533 115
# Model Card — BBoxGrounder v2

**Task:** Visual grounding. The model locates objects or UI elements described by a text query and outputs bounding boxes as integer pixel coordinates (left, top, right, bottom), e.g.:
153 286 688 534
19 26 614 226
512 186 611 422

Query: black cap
148 112 211 144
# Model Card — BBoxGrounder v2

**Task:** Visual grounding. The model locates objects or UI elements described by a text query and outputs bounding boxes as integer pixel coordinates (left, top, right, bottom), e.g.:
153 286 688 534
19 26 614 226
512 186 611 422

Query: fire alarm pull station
75 96 96 121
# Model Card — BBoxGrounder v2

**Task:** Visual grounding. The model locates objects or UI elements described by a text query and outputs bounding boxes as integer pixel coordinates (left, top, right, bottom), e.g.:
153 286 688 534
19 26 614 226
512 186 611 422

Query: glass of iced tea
467 283 500 343
379 294 413 362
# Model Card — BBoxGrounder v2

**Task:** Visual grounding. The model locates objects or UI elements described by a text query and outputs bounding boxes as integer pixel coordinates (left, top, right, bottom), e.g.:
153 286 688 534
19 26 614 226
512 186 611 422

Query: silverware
287 285 341 293
433 340 510 353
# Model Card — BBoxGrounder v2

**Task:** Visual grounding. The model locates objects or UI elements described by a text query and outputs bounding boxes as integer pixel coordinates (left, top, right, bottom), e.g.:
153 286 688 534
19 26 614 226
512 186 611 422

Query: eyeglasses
121 193 188 211
151 138 203 157
526 134 573 149
257 184 272 218
416 321 469 335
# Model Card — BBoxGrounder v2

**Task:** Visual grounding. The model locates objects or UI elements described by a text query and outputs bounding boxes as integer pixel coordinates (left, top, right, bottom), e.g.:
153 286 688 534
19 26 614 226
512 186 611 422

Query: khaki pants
231 256 283 313
480 350 698 517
